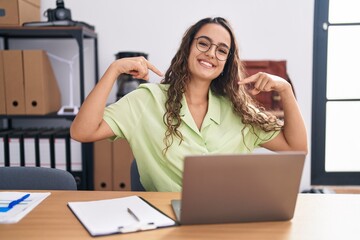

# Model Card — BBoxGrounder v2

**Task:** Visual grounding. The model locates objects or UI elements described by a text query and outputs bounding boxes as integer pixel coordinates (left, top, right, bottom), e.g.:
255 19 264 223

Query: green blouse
104 83 279 192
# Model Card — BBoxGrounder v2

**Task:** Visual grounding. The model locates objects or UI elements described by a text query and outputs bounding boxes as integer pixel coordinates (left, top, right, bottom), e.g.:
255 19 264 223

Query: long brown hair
161 17 283 154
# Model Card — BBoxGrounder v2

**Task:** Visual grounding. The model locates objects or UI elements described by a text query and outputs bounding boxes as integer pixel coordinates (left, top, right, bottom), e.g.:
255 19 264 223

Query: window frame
312 0 360 185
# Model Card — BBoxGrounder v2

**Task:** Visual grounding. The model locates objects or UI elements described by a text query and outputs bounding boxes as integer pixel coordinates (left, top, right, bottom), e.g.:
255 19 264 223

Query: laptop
171 152 305 225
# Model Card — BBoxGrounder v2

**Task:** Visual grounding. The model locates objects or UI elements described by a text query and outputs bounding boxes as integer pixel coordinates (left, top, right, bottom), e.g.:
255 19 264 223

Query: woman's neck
185 80 210 130
185 80 210 105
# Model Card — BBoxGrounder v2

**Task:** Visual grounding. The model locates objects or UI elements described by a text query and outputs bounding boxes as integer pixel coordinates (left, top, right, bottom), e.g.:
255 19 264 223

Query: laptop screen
174 152 305 225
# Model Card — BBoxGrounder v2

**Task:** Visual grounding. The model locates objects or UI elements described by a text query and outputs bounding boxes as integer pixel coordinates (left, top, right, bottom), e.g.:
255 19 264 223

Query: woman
70 17 307 191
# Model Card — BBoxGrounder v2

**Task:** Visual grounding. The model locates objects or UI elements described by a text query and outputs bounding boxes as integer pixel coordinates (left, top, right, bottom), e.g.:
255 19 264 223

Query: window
312 0 360 185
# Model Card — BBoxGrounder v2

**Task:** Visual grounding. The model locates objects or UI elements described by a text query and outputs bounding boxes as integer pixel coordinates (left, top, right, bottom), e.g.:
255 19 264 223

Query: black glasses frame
194 36 231 61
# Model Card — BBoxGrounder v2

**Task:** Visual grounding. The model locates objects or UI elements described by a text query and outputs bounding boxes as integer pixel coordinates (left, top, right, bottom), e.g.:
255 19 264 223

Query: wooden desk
1 191 360 239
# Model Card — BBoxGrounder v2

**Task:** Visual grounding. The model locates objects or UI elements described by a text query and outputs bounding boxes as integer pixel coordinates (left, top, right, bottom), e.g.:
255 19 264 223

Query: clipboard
68 195 177 236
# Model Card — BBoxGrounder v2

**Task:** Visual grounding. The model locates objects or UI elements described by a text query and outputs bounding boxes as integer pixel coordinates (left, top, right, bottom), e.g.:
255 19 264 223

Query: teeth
200 60 213 67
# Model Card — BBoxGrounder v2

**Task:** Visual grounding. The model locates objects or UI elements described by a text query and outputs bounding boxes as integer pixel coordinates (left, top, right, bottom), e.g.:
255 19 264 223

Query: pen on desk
127 207 155 226
118 207 157 233
127 207 140 222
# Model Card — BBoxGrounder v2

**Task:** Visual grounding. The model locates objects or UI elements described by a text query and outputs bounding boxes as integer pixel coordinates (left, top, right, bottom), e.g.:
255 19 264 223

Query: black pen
127 207 140 222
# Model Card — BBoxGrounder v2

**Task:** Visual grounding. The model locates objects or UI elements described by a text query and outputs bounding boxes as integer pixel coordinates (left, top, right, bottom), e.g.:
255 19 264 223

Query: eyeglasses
194 36 231 61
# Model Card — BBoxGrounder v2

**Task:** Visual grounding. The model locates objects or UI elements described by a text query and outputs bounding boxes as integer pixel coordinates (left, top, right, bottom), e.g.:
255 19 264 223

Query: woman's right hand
113 56 164 80
70 57 163 142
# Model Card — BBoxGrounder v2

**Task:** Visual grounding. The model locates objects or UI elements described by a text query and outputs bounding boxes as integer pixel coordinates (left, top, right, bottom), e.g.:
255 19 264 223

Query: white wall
41 0 314 190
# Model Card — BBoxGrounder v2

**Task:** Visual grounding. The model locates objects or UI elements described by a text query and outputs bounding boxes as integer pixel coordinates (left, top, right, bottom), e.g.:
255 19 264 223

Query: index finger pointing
146 61 164 77
238 74 258 84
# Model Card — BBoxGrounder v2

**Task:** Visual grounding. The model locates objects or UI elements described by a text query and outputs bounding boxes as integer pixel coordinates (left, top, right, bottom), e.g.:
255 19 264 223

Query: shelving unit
0 26 99 190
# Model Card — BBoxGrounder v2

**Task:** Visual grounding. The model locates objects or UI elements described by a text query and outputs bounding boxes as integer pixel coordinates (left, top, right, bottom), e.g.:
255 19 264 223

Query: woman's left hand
238 72 291 96
239 72 308 153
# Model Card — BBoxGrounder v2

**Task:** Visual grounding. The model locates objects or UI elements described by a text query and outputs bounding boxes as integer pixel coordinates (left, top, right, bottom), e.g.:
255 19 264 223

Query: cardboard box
1 49 61 115
23 50 61 115
3 50 26 115
112 139 134 191
94 139 113 191
0 0 40 26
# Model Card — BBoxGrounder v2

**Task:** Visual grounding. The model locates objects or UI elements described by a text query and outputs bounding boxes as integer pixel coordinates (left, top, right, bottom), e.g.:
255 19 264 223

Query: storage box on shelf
0 0 40 26
0 49 61 115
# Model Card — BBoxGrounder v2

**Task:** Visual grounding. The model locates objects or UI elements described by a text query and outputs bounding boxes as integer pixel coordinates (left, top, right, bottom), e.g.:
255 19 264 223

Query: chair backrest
0 167 77 190
130 160 145 191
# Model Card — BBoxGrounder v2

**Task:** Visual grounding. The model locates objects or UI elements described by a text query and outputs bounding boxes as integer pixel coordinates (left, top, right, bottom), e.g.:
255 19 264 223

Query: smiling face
188 23 231 83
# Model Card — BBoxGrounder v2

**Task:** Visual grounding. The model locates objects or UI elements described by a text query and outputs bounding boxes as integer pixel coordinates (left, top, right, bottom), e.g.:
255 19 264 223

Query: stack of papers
0 192 51 224
68 195 177 236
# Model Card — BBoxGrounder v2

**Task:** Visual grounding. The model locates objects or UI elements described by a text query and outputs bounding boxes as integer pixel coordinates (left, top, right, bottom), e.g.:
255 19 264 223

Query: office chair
0 167 77 190
130 160 146 191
